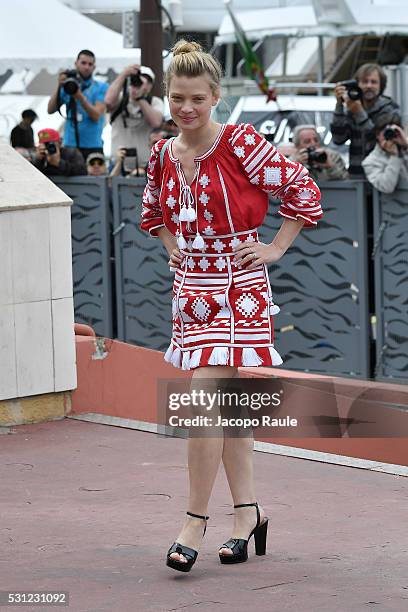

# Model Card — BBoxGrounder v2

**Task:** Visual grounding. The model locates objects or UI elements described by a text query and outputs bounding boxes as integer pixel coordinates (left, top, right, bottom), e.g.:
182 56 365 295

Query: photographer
47 50 108 161
105 64 164 171
33 128 86 177
362 117 408 193
109 147 147 178
291 125 348 181
330 63 401 175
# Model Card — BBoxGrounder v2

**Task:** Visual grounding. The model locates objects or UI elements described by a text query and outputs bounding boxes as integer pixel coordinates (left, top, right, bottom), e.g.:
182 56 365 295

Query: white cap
140 66 155 82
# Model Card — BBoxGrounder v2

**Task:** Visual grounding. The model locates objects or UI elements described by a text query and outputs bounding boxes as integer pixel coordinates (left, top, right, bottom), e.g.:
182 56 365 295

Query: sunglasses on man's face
89 159 105 166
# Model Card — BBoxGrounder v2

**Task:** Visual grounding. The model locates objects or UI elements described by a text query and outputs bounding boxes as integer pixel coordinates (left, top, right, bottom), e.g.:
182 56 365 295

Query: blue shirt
60 77 108 148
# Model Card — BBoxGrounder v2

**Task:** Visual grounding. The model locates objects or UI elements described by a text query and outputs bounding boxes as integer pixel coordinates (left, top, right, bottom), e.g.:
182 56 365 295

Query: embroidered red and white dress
140 123 323 370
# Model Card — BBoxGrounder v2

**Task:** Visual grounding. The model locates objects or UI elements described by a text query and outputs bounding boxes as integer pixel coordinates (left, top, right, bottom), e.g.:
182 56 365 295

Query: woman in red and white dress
141 40 323 573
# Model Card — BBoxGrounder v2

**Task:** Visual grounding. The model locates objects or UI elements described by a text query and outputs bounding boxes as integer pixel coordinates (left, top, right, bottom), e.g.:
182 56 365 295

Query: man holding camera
362 117 408 193
330 63 400 175
47 50 108 161
33 128 87 177
291 125 348 181
105 64 164 172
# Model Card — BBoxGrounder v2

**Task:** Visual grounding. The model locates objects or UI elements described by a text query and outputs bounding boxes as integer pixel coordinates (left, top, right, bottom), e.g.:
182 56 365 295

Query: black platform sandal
166 511 209 573
218 501 268 564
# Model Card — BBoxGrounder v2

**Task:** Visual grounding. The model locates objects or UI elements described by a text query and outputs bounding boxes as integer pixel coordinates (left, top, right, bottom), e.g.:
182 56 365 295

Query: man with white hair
105 64 164 173
291 124 348 181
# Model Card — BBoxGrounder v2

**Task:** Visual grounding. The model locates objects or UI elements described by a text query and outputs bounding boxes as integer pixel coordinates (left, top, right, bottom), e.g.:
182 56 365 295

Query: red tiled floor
1 418 407 612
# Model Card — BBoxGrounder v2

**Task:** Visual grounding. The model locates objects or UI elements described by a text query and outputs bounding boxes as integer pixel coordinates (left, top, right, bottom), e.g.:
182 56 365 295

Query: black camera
339 79 363 101
383 126 398 141
307 147 327 165
123 148 137 156
62 69 80 96
45 142 57 155
129 71 143 88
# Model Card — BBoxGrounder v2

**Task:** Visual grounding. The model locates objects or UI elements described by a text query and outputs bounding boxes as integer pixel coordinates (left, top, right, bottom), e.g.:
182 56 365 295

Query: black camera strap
110 80 153 128
56 85 80 148
67 96 80 148
110 81 130 128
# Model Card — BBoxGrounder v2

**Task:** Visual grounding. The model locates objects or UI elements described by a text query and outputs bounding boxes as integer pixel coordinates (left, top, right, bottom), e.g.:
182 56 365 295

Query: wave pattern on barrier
375 186 408 380
114 180 369 376
259 187 368 376
54 178 112 337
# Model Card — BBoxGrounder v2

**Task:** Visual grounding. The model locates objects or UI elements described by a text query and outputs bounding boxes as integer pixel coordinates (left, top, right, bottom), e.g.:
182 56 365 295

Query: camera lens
130 72 143 88
383 127 397 141
348 88 361 101
45 142 57 155
307 148 327 164
63 79 79 96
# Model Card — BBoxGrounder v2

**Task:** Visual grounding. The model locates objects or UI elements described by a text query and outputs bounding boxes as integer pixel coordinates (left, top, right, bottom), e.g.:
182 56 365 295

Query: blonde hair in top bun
165 39 223 95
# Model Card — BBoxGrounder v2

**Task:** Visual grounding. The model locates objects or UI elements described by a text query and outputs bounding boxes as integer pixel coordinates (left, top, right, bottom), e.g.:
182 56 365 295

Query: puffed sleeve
140 141 165 236
228 123 323 227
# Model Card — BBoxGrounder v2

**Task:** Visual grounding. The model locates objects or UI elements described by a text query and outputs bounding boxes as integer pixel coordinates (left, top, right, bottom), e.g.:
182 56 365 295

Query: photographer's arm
347 100 376 136
105 72 128 112
74 91 105 122
362 148 401 194
48 73 67 114
137 98 163 128
331 84 352 145
321 150 349 180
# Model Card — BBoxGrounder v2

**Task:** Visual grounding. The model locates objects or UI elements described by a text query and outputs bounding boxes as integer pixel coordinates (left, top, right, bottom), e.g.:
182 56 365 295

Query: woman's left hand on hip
233 241 284 269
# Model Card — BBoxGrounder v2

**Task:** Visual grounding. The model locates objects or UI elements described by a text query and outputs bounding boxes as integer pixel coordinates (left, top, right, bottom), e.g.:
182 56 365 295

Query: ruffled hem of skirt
164 343 283 371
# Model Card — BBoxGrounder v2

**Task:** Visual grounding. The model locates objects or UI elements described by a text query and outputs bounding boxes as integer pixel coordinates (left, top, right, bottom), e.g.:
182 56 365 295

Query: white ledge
0 144 72 212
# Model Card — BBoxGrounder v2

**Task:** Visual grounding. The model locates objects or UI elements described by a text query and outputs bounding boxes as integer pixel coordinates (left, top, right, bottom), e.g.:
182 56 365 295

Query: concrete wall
0 145 77 400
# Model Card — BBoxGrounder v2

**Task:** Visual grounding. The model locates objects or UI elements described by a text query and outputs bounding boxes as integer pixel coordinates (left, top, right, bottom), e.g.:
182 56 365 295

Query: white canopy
0 0 140 73
216 0 408 44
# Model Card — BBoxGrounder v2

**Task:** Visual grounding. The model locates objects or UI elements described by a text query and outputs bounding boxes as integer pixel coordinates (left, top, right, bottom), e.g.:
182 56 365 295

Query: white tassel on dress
164 344 174 363
186 207 196 222
192 233 205 250
181 351 191 370
269 304 281 315
269 346 283 366
179 207 189 221
177 234 187 249
208 346 229 366
171 347 182 368
189 349 202 369
242 348 263 366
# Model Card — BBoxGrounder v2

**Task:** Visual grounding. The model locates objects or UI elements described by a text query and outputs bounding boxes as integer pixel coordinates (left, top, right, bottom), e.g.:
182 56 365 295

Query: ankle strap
186 511 209 520
234 502 258 509
234 501 260 527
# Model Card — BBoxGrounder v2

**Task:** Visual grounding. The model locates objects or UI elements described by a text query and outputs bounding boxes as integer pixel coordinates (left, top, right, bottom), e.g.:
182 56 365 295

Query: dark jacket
10 123 35 149
330 95 401 175
33 147 87 176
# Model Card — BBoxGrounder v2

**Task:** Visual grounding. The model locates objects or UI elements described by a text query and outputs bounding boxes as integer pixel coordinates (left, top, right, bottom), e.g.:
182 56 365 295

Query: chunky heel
254 518 268 555
166 511 209 573
218 501 268 564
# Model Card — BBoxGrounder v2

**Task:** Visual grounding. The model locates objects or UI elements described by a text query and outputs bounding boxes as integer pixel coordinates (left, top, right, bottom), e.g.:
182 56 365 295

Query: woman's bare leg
169 364 237 563
219 379 266 556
